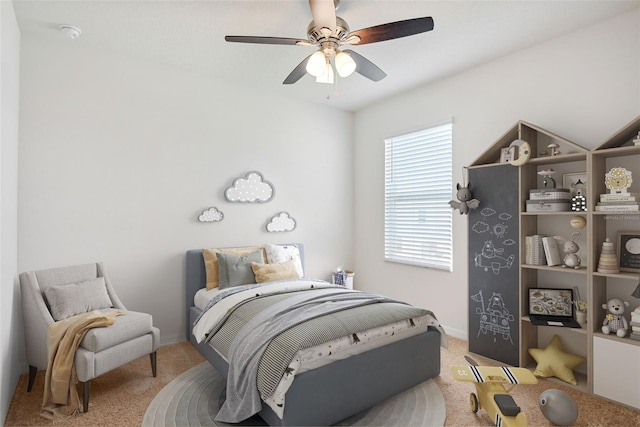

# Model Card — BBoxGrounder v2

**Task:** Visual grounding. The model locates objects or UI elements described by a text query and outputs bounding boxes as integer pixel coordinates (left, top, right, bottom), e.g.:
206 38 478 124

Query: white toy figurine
562 232 581 269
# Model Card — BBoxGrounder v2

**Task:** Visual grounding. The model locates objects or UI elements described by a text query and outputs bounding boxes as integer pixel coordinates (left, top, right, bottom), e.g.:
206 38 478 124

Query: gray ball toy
539 389 578 425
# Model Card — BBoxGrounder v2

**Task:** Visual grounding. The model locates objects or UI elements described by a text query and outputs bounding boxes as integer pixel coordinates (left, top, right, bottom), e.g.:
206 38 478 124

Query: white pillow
44 277 113 321
264 244 304 278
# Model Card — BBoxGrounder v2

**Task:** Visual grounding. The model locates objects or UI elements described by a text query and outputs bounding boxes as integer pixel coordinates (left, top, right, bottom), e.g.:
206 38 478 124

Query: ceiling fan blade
283 54 313 85
225 35 308 46
342 49 386 82
348 17 434 45
309 0 336 33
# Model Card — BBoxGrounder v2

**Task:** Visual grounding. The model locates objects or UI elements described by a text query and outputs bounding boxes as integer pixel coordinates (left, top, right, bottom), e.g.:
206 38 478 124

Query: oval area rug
143 362 446 426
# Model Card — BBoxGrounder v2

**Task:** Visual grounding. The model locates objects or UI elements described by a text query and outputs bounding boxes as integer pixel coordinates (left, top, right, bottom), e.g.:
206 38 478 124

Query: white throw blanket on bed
214 288 404 423
192 280 340 344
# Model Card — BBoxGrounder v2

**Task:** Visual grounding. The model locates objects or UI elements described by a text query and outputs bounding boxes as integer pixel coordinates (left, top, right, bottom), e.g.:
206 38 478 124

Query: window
384 121 453 271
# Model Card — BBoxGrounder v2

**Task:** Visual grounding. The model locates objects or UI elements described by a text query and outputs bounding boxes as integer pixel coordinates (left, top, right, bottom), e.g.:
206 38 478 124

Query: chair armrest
19 272 55 370
97 262 127 310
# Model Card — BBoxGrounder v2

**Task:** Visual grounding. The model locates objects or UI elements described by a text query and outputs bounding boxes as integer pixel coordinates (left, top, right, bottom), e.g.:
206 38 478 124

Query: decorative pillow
202 246 266 290
216 250 265 290
264 244 304 278
44 277 113 321
528 335 586 385
251 260 300 283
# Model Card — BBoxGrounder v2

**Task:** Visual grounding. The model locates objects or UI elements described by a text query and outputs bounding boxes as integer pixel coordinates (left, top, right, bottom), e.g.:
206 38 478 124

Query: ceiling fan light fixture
315 62 334 84
306 51 326 77
335 51 356 77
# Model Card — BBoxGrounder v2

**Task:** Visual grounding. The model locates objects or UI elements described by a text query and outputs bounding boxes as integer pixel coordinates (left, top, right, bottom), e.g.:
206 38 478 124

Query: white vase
576 311 587 324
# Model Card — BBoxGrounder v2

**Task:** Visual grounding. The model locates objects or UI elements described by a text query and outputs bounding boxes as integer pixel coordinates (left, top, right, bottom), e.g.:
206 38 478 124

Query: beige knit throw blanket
41 309 123 422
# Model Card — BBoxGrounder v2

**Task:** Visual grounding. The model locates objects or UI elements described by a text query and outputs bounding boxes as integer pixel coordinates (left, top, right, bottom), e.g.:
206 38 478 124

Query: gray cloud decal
266 212 296 232
198 207 224 222
225 171 274 203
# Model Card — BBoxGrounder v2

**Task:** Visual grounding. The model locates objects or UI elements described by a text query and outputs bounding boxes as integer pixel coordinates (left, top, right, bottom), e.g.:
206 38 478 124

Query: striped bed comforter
192 280 442 423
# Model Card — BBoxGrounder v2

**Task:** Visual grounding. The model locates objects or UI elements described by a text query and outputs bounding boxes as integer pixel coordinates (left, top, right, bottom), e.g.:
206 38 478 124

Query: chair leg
150 352 157 377
27 366 37 392
82 381 90 413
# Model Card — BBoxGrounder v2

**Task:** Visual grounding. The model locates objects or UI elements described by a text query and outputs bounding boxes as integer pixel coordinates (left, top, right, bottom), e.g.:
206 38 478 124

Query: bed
186 244 445 426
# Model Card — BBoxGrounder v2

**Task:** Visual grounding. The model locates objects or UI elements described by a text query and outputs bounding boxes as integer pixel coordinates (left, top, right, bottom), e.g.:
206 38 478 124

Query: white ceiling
12 0 640 112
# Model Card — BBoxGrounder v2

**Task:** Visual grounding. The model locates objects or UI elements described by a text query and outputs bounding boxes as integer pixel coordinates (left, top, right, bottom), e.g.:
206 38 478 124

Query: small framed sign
499 147 512 164
617 231 640 273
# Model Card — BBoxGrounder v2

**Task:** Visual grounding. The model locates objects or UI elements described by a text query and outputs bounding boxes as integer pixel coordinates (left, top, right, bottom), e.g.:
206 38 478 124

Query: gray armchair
20 262 159 412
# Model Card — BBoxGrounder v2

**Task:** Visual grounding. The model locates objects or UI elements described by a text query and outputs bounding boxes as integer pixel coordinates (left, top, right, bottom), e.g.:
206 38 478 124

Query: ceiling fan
225 0 434 85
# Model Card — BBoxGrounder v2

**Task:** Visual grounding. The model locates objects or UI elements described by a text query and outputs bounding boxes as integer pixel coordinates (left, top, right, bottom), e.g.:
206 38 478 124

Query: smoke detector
59 25 81 39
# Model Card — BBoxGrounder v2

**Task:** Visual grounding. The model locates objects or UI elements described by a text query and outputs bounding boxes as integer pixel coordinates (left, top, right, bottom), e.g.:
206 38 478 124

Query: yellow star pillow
528 335 586 385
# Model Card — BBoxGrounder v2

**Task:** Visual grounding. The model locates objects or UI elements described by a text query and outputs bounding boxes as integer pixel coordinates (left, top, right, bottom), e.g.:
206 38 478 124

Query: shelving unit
468 117 640 409
588 116 640 409
515 125 590 392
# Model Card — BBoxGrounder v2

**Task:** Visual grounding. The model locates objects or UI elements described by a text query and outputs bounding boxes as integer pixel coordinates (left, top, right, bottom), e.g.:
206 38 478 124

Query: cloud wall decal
225 171 275 203
198 207 224 222
266 212 296 232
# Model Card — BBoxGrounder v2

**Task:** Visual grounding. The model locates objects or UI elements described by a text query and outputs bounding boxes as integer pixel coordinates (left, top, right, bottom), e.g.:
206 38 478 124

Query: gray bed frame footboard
185 247 441 427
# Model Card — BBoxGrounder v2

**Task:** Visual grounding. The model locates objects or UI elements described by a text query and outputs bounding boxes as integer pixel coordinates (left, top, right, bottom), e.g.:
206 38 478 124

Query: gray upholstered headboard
185 244 304 340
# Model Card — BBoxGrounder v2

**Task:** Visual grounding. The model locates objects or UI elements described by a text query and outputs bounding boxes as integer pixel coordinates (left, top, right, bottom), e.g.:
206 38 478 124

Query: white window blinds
384 121 453 271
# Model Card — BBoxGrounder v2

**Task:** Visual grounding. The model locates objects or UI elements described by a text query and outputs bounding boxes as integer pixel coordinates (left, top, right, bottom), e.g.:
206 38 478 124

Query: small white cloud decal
225 171 274 203
198 207 224 222
266 212 296 232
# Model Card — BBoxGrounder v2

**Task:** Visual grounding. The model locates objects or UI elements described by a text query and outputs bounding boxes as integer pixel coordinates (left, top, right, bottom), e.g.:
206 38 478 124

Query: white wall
17 36 355 347
0 1 21 423
353 10 640 340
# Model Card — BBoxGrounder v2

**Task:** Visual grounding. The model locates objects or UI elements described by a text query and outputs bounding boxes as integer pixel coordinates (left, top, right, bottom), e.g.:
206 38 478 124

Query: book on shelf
594 204 639 212
630 332 640 341
596 200 639 205
525 234 547 265
542 236 562 266
600 193 639 202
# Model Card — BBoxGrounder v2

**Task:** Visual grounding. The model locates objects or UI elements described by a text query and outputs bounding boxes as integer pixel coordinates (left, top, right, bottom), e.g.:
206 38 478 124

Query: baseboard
441 324 467 341
159 332 186 347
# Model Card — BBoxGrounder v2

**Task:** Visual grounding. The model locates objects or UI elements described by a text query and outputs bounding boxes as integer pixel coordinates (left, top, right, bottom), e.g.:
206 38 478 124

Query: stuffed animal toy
561 232 581 269
449 183 480 215
602 297 629 337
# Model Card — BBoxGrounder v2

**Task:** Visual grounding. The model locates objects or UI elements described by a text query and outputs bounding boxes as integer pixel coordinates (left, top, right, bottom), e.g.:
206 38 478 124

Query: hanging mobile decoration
449 166 480 215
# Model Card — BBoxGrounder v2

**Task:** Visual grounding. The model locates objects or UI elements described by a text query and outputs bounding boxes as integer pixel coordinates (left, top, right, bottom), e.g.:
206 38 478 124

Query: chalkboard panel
467 164 519 366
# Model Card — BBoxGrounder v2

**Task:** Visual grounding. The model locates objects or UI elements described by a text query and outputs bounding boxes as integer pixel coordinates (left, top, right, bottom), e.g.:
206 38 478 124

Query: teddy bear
602 297 629 337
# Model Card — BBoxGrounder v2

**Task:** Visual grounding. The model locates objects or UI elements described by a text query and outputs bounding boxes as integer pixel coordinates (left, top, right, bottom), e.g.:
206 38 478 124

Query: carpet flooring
5 337 640 426
141 362 445 426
